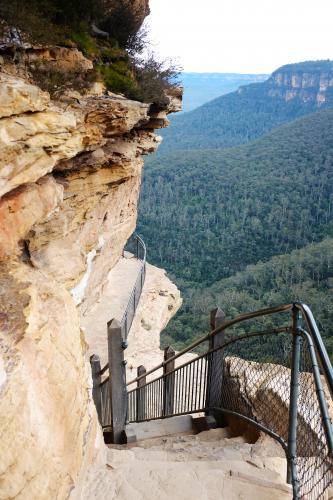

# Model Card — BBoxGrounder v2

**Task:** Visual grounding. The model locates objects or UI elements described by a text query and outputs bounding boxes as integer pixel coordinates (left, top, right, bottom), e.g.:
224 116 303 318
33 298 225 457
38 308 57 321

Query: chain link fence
127 305 333 499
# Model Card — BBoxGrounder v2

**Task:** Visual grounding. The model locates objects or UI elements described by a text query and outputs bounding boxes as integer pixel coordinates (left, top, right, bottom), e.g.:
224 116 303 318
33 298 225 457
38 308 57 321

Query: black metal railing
120 234 146 342
90 234 146 434
126 303 333 500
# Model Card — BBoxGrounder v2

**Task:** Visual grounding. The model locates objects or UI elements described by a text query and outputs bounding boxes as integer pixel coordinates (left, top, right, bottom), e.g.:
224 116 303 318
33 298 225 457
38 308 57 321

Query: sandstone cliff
236 60 333 106
267 60 333 105
0 39 182 499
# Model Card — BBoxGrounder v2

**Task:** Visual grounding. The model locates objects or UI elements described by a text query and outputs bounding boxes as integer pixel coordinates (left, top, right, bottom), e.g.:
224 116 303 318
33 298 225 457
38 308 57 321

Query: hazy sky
147 0 333 74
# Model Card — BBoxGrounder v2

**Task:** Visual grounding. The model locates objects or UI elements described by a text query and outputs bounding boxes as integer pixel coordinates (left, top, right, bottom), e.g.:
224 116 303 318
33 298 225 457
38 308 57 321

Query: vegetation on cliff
138 108 333 356
273 60 333 74
0 0 180 104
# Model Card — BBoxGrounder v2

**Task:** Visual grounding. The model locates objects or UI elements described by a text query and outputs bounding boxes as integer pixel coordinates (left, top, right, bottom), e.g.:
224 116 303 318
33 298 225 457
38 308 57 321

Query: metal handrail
126 302 333 499
127 325 291 386
127 303 293 386
294 303 333 398
127 327 292 389
127 302 333 388
120 234 146 341
121 235 146 321
98 234 147 377
299 327 333 455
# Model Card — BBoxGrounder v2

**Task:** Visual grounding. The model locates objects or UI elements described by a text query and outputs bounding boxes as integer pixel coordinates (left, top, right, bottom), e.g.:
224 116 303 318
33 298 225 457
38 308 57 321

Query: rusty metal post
136 365 147 421
90 354 102 425
163 346 175 416
108 318 128 444
205 308 225 421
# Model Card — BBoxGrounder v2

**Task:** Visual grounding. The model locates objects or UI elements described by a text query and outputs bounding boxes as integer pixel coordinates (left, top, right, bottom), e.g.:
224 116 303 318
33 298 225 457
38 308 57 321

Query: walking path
81 254 141 366
83 427 292 499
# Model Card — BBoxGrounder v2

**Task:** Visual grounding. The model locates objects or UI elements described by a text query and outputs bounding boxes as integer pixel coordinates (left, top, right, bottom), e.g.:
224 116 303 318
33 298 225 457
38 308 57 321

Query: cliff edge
0 26 182 498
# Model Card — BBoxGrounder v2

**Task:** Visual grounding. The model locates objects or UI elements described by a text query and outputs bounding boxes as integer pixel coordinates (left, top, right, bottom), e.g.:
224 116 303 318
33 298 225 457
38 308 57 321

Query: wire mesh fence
126 306 333 500
295 337 333 499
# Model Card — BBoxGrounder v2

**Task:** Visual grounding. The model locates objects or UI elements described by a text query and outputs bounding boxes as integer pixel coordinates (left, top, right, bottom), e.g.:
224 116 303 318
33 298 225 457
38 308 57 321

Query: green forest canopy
138 108 333 356
158 60 333 154
162 238 333 358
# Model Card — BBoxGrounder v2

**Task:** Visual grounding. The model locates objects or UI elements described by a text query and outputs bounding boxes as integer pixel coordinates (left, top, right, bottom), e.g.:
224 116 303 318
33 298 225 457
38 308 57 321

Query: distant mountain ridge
262 60 333 105
159 60 333 153
179 72 268 112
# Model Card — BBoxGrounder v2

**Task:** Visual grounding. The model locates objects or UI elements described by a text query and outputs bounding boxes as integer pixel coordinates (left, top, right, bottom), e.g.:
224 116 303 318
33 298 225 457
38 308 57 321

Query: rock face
0 262 94 500
236 60 333 107
101 0 150 30
266 60 333 106
0 40 182 499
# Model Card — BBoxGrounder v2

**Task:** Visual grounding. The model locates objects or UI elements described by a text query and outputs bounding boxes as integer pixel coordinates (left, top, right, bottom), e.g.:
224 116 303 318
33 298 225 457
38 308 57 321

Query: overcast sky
147 0 333 74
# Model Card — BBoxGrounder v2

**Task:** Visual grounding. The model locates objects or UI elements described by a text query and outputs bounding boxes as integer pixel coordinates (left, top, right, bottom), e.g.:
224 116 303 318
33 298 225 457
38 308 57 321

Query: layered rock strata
267 62 333 105
0 49 181 499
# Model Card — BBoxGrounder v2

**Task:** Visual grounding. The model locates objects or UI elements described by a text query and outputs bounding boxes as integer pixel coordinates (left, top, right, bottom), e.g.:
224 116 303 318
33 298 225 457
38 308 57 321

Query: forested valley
163 238 333 356
159 60 333 154
138 106 333 356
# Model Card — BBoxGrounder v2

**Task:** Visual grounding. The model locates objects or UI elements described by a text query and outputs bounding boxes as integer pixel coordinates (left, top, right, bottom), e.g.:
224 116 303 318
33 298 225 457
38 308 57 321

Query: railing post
163 346 175 416
90 354 102 425
287 305 301 498
136 365 146 421
205 308 225 421
133 286 136 310
141 267 144 288
108 318 128 444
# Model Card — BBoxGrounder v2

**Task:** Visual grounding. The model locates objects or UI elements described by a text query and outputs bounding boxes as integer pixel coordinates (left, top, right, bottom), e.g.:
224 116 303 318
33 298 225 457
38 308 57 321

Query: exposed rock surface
0 261 96 500
101 0 150 31
0 36 182 498
0 72 49 117
266 61 333 105
81 426 292 499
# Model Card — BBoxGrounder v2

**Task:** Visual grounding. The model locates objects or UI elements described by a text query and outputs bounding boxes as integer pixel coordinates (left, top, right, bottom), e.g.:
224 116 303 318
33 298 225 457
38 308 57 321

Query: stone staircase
105 417 292 500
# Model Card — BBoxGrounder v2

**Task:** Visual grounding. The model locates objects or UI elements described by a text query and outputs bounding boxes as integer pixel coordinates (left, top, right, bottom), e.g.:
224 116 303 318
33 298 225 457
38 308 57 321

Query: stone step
106 438 292 500
125 428 249 451
109 420 292 498
126 415 194 442
125 414 233 443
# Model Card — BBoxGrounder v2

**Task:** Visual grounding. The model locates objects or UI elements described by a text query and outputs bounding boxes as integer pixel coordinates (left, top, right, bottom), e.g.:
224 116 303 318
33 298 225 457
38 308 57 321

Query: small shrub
30 61 98 94
133 53 182 106
100 46 129 63
71 25 98 56
97 63 138 97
